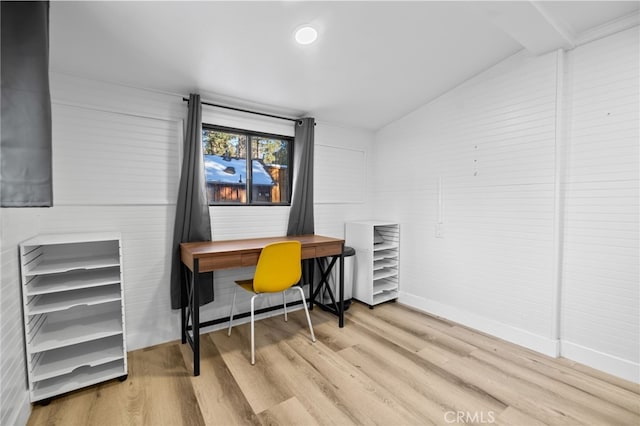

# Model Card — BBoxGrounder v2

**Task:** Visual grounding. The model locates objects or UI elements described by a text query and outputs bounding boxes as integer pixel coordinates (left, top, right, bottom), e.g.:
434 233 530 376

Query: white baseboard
126 305 298 351
561 340 640 384
398 291 560 358
398 292 639 384
127 329 180 352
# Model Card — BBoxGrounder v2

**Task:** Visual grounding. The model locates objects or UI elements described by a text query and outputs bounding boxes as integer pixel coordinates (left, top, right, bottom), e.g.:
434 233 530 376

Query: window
202 125 293 205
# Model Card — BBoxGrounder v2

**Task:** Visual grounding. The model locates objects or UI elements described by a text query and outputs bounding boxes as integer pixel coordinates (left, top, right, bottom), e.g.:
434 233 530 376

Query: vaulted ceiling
50 1 639 130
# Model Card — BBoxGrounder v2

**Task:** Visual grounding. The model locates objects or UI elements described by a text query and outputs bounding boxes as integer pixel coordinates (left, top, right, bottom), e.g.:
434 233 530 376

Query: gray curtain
287 117 315 235
287 118 315 289
170 94 214 309
1 1 52 207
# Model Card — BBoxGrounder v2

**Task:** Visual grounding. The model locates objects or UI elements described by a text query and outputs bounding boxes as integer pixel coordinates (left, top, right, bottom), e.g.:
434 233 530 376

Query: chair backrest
253 241 302 293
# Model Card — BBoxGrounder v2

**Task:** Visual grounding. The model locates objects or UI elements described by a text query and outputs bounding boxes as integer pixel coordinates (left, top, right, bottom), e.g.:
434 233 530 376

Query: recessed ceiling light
295 26 318 45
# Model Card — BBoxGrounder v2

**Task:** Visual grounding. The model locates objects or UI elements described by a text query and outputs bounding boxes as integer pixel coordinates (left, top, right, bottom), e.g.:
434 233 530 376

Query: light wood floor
28 302 639 426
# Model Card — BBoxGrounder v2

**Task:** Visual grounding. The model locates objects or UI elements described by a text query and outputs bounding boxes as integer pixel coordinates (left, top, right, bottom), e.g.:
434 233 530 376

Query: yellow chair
227 240 316 364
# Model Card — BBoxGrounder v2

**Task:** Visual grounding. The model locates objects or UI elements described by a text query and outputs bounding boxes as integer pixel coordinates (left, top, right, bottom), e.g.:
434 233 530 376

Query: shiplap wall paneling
52 104 181 205
373 51 560 355
561 27 639 382
201 105 296 140
315 145 365 204
41 76 185 350
47 80 184 350
314 123 375 238
50 73 186 122
1 209 42 426
38 206 179 350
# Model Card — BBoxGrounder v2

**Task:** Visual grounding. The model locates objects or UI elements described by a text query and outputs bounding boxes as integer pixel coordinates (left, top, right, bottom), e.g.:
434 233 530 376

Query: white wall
375 49 559 354
0 72 374 424
1 209 41 426
560 27 639 382
43 73 186 350
1 74 187 425
373 26 639 382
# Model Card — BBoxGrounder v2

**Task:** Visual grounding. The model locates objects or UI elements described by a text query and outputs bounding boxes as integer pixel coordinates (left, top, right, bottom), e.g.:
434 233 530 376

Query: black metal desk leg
192 259 200 376
308 259 314 311
339 249 345 328
181 266 187 344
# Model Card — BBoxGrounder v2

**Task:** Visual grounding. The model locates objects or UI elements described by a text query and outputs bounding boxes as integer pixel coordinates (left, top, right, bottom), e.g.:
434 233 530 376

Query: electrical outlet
435 223 444 238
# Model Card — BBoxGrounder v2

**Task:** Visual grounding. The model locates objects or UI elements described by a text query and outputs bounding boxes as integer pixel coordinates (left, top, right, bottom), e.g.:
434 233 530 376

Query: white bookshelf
346 221 400 307
31 335 124 382
24 268 121 296
20 233 128 404
28 285 122 315
32 361 125 402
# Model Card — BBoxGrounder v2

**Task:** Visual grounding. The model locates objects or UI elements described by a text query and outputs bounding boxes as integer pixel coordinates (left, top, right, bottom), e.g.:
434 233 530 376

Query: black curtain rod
183 97 301 123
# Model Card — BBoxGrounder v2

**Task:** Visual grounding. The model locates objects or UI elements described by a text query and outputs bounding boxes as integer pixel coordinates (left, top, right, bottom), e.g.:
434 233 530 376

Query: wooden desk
180 234 345 376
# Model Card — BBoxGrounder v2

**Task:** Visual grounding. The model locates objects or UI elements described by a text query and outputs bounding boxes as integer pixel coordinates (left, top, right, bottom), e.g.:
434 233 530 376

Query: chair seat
235 279 256 294
228 240 315 365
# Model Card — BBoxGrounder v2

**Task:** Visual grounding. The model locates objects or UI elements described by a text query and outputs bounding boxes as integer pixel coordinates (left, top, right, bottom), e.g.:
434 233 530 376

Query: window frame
202 123 294 206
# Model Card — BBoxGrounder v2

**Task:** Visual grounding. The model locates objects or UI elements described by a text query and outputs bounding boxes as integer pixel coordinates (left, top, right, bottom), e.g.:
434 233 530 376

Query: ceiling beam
472 1 575 55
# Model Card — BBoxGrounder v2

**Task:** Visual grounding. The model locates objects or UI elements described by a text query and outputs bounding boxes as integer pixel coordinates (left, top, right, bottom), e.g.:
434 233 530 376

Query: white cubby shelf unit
19 233 128 404
346 221 400 307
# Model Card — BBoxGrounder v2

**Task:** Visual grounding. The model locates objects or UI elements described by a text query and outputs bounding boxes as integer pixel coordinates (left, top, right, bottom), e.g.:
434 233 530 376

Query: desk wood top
180 234 344 272
181 234 343 257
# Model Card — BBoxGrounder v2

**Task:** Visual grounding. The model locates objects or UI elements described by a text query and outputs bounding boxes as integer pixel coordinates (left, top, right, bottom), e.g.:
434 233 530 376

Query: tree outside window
202 125 292 205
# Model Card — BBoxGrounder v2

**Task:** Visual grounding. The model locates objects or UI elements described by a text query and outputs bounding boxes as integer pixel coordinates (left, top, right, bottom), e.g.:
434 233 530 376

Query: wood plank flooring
28 302 640 426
